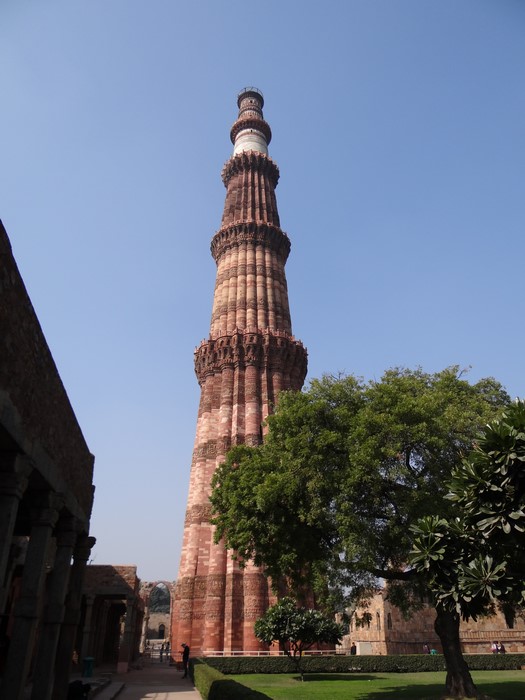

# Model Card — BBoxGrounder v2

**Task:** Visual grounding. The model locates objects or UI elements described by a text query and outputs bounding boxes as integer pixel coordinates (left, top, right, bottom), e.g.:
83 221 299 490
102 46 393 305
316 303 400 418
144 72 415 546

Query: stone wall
83 565 141 595
0 220 94 518
147 612 170 639
0 219 96 699
342 589 525 655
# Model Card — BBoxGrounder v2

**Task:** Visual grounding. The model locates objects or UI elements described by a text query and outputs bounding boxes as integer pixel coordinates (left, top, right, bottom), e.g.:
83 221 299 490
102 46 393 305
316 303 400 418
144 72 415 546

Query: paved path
89 662 202 700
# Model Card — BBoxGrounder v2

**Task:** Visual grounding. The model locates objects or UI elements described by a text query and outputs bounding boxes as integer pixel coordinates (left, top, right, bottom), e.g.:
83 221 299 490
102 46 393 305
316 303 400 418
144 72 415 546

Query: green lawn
230 670 525 699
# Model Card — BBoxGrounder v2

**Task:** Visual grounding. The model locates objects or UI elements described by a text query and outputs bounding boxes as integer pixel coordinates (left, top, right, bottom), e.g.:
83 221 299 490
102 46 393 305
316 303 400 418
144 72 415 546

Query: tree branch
370 567 418 581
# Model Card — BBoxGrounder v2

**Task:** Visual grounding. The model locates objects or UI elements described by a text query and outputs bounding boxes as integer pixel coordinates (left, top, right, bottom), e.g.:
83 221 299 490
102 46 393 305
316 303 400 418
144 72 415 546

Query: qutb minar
171 88 308 655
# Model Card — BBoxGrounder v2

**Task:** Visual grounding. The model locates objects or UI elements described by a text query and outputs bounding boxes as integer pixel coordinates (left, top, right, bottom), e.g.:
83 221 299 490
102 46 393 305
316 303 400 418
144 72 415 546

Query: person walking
181 643 190 678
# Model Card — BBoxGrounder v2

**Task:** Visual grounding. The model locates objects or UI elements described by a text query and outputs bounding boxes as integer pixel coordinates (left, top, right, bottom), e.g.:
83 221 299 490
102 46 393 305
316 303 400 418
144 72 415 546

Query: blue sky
1 1 524 582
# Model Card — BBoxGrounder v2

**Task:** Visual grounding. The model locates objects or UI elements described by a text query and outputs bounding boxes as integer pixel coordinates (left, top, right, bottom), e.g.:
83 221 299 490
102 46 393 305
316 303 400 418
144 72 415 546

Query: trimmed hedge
191 658 271 699
202 653 525 675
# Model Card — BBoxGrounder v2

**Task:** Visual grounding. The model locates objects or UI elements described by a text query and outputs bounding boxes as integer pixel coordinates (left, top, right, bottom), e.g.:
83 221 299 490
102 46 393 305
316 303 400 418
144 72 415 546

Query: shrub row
191 658 270 699
202 653 525 675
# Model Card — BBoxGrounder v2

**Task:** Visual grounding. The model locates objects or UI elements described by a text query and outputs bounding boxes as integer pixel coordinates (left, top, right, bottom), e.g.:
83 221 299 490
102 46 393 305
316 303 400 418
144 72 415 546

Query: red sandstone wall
0 220 94 518
83 565 140 595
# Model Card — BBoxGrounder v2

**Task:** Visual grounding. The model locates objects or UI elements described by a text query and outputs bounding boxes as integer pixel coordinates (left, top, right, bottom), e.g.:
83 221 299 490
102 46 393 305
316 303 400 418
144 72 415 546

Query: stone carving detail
244 433 262 447
216 436 232 455
185 503 213 525
244 605 267 621
243 573 268 595
177 577 196 598
195 440 217 458
206 575 226 595
215 264 286 287
193 576 208 599
194 330 307 384
177 602 193 621
223 135 275 172
211 222 290 263
202 607 225 621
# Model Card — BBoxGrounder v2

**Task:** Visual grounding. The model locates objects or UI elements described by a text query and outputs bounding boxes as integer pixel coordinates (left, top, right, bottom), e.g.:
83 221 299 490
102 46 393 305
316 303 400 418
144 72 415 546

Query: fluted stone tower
171 88 307 655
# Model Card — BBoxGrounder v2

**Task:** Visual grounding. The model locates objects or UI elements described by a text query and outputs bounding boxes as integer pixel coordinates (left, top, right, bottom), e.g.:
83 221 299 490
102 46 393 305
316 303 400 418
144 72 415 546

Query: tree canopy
211 367 508 599
254 597 344 681
149 583 171 613
210 366 510 698
410 398 525 622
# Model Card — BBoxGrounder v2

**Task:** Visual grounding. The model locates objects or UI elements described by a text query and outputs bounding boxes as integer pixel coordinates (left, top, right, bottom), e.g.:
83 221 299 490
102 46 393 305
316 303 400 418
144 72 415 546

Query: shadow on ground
209 678 271 699
295 676 524 700
475 680 524 700
302 674 378 682
354 682 524 700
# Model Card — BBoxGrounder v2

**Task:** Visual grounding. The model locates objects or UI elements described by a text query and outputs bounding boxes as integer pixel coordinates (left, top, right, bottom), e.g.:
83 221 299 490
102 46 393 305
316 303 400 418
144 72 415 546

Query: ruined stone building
140 580 173 645
77 565 144 673
341 586 525 656
171 89 308 655
0 220 96 700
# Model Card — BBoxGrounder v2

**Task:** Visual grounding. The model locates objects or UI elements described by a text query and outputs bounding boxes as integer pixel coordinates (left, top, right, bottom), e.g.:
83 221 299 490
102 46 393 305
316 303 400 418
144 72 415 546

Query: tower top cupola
230 86 272 156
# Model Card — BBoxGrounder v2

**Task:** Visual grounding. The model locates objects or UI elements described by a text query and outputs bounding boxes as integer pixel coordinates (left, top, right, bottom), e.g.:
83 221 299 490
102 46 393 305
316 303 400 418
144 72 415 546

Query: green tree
410 400 525 697
448 398 525 573
254 597 344 681
210 367 509 698
149 583 171 613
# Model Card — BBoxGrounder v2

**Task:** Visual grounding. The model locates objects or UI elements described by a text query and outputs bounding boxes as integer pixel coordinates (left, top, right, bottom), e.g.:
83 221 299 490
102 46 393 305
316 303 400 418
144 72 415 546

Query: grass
230 670 525 699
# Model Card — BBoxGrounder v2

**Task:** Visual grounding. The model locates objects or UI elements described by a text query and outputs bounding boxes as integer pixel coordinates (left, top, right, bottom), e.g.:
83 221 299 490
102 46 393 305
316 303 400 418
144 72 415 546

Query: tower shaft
172 89 307 654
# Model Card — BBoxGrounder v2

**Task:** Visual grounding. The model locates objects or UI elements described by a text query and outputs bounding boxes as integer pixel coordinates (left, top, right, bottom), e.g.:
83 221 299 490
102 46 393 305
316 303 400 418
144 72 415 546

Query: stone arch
139 580 175 653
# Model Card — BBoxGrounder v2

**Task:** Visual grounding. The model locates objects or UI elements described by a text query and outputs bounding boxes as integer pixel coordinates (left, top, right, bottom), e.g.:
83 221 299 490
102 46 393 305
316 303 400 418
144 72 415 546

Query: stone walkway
82 662 202 700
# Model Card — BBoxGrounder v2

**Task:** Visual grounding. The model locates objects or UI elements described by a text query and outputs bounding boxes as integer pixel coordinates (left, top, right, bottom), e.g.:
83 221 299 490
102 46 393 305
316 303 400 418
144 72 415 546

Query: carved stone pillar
223 566 243 652
131 602 141 664
80 594 95 662
0 455 32 615
31 517 78 700
202 574 226 652
117 597 135 673
140 603 149 653
0 491 60 700
242 567 269 651
94 600 110 664
52 534 95 700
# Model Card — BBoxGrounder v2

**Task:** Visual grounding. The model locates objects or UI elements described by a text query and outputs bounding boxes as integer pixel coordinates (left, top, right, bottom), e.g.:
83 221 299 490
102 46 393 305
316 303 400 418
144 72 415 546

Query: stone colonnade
78 566 144 674
0 454 95 700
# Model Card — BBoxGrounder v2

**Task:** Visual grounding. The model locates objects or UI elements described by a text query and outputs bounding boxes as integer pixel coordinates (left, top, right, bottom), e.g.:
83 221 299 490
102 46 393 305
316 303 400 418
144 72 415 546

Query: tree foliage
410 399 525 620
211 367 508 599
254 597 344 680
407 399 524 698
149 583 171 613
210 366 510 698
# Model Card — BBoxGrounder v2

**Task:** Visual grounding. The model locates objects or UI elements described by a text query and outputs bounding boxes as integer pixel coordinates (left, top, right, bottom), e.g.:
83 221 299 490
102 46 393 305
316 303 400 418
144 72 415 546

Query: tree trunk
286 649 304 681
434 607 478 698
294 652 305 681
